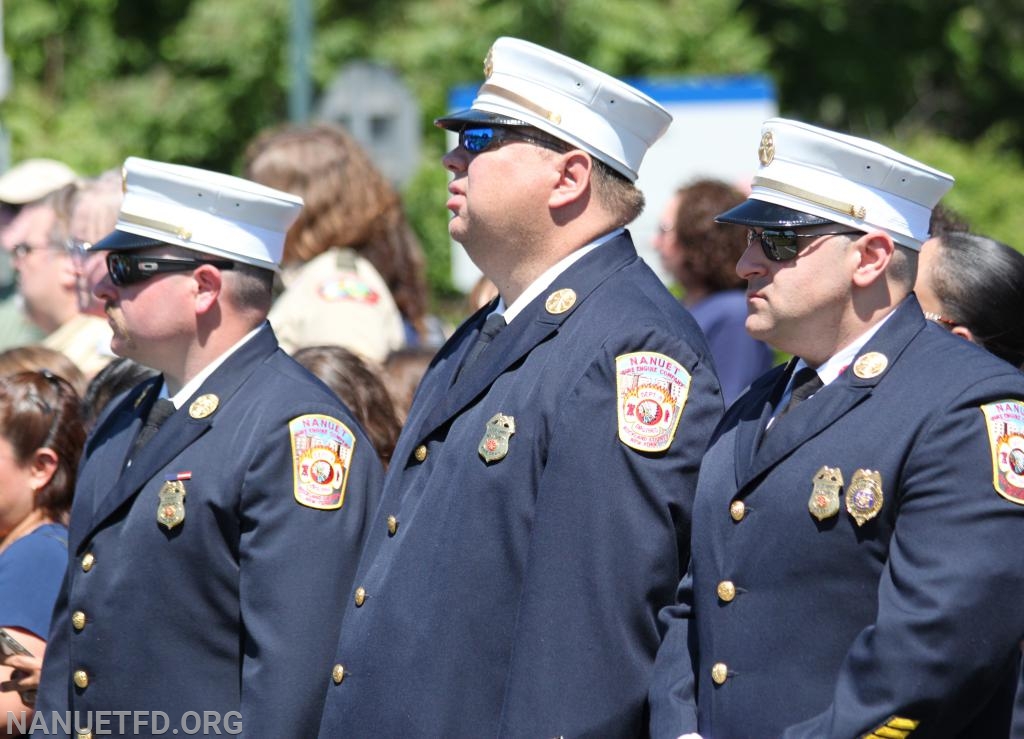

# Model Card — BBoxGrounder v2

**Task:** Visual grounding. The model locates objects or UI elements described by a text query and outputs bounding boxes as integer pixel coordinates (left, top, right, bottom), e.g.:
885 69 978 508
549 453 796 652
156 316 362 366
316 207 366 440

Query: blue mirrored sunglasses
458 126 569 155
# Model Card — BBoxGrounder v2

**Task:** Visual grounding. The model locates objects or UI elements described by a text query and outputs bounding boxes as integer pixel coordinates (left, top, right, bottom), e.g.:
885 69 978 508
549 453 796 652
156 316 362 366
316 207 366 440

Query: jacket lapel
74 325 280 550
732 364 789 486
412 234 637 442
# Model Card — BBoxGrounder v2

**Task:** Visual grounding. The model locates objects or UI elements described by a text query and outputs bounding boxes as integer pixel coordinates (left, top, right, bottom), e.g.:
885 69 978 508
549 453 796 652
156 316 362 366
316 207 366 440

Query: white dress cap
719 118 954 249
436 37 672 183
93 157 304 270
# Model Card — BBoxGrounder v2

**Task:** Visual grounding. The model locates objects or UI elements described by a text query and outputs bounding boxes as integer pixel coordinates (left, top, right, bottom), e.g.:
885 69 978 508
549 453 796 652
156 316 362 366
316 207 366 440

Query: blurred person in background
915 231 1024 369
243 123 432 361
0 346 87 397
6 184 114 379
66 170 125 320
0 159 77 351
0 371 85 734
382 346 437 423
293 345 402 467
652 178 774 404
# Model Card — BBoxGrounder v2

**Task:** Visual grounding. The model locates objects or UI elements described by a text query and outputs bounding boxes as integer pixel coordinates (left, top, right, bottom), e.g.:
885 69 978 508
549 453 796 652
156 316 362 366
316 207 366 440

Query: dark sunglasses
106 252 235 286
746 228 863 262
458 126 569 155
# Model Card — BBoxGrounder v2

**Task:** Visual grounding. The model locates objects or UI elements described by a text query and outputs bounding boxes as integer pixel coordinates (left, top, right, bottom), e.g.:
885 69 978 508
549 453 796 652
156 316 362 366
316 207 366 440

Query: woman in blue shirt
0 370 84 731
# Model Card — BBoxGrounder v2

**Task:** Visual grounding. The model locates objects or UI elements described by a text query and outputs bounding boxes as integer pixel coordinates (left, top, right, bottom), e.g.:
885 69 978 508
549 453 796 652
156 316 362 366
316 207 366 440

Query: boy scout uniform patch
981 400 1024 504
615 351 691 452
289 414 355 510
317 272 381 304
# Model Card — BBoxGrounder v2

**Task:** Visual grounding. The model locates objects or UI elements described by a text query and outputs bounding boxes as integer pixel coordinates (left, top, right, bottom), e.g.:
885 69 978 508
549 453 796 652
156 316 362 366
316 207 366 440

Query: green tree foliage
3 0 1023 305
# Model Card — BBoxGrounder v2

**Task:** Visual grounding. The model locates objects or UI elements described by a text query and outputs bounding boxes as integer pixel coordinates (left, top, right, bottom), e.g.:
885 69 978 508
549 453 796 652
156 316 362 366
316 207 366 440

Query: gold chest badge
157 472 191 530
479 413 515 463
808 466 843 521
846 469 884 526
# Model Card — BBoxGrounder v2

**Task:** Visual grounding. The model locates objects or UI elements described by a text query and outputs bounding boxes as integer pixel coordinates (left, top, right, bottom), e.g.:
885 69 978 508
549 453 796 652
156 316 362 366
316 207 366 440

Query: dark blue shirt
0 522 67 638
688 290 774 404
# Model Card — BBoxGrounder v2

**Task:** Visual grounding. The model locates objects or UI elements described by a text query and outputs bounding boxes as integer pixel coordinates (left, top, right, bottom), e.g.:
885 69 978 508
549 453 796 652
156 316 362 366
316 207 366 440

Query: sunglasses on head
106 252 235 286
458 126 569 155
746 228 863 262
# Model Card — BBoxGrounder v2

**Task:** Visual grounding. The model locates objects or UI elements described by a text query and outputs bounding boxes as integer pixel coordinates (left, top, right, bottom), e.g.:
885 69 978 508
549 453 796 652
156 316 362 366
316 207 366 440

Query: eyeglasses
11 241 71 260
66 238 92 267
458 126 569 155
106 252 235 286
746 228 863 262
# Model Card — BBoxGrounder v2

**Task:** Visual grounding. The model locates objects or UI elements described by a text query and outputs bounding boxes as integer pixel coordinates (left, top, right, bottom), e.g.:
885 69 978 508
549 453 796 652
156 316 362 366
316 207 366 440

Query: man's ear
951 324 976 343
549 151 592 209
192 263 224 315
850 230 894 288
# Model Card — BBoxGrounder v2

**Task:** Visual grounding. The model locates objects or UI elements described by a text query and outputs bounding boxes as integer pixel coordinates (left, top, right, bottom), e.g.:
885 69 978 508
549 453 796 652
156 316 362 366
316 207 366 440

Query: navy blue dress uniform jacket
649 295 1024 739
317 233 724 737
33 325 383 738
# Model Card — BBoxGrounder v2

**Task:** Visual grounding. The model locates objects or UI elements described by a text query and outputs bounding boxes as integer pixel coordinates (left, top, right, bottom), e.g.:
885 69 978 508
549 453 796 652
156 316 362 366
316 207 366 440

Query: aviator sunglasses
747 228 863 262
106 252 235 286
459 126 569 155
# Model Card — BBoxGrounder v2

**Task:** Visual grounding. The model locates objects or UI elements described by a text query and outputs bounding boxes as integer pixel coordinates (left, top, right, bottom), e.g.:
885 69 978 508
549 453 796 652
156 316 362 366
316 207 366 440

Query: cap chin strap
753 176 867 220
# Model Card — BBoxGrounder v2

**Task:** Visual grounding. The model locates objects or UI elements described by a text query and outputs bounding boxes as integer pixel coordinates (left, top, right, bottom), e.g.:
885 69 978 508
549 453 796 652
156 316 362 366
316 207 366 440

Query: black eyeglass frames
746 228 863 262
105 252 235 286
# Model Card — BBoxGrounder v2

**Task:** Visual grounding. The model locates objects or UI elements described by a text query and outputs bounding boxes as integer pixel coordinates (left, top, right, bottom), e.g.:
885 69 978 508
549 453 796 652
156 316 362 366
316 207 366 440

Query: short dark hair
81 357 160 429
590 159 644 226
929 232 1024 367
0 371 85 521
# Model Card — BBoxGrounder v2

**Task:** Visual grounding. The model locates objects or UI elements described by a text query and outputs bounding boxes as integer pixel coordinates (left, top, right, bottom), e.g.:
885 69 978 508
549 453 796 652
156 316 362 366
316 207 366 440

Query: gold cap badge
545 288 577 315
853 352 888 379
758 131 775 166
189 393 219 419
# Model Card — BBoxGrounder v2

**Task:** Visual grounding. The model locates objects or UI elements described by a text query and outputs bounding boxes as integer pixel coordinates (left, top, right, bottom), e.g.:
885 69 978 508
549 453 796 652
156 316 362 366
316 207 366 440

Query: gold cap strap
120 210 193 241
753 176 867 220
479 83 562 124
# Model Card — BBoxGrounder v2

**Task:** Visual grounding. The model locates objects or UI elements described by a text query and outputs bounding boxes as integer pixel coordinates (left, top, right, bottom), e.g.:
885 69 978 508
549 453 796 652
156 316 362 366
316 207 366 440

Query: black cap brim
715 198 832 228
434 108 530 131
89 229 168 253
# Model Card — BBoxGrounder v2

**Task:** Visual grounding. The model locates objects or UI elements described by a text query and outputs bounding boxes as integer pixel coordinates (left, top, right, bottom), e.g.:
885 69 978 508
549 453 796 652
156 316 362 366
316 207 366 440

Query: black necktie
458 313 506 379
130 398 176 459
776 367 823 421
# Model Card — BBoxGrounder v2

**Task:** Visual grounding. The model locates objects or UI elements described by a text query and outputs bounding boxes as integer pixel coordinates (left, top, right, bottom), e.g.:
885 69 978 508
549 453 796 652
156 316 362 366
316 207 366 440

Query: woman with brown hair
243 123 430 362
0 371 85 730
652 178 774 403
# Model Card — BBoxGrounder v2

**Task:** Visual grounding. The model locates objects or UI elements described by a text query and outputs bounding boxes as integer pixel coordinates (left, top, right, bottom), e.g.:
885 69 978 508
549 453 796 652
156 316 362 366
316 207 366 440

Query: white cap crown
743 118 954 249
106 157 303 269
437 37 672 182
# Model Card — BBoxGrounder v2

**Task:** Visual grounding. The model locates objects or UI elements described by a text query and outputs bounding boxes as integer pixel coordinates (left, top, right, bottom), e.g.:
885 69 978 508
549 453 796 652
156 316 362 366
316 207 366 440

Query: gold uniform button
386 515 398 536
711 663 728 685
81 553 95 572
331 664 346 684
729 500 746 521
72 611 87 631
717 581 736 602
413 445 428 462
73 669 89 689
78 733 93 739
354 587 367 607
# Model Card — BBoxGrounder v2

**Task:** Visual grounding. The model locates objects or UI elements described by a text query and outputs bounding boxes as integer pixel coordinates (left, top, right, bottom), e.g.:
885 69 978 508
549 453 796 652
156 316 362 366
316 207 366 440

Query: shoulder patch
289 414 355 510
615 351 691 452
982 401 1024 505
